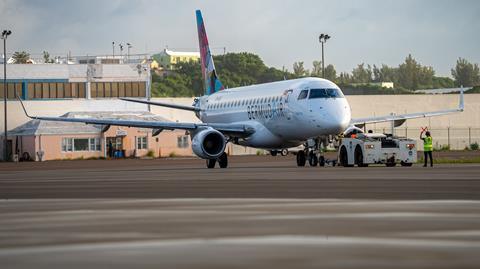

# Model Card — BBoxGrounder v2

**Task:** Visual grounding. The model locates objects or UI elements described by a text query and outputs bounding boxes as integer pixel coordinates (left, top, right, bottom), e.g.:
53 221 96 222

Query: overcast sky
1 0 479 76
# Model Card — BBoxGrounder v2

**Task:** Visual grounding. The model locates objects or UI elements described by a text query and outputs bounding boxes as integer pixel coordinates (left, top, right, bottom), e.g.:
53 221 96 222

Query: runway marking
249 212 480 220
1 235 479 256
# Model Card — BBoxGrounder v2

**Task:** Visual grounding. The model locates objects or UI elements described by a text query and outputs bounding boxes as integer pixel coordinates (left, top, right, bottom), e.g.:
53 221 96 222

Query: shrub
471 142 479 151
147 150 155 158
168 151 177 157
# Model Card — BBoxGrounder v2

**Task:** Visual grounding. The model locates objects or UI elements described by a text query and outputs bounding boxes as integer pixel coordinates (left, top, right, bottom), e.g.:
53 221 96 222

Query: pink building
2 111 193 161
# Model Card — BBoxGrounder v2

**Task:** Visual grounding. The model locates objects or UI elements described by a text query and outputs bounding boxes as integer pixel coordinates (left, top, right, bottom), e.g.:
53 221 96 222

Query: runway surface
1 156 480 268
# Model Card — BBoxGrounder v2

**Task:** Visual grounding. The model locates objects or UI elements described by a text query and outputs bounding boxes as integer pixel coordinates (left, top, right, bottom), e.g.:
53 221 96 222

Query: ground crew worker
420 128 433 167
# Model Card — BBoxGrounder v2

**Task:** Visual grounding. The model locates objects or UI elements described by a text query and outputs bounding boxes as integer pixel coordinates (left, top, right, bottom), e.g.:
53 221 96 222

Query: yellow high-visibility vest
424 136 433 151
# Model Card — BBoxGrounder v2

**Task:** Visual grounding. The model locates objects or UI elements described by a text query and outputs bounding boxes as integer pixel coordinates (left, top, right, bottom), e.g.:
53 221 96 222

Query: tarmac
1 155 480 268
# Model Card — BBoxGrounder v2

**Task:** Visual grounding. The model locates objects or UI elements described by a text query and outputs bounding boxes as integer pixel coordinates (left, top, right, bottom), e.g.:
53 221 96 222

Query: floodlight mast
2 29 12 161
318 33 331 78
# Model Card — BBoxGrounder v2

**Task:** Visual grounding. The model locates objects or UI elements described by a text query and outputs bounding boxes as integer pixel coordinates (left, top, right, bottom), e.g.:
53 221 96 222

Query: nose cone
321 100 351 134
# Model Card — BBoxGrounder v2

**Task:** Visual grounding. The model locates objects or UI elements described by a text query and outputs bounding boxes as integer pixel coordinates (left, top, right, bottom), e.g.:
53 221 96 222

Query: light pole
2 29 12 161
112 41 115 58
318 33 331 78
127 43 132 63
119 43 124 63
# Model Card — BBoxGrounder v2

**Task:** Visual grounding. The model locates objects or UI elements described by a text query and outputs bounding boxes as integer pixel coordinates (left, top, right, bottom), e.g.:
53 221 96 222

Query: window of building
62 137 100 152
125 82 132 97
111 82 118 97
49 83 57 98
177 135 189 148
78 82 86 98
132 82 139 97
0 83 22 99
74 138 89 151
89 138 101 151
57 83 64 98
137 136 148 150
63 83 71 98
138 82 146 97
62 138 73 152
97 82 105 97
119 82 125 96
104 82 111 97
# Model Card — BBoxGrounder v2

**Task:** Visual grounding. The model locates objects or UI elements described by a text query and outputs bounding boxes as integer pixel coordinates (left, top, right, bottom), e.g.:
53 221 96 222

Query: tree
396 54 435 90
351 63 372 83
42 51 54 63
451 58 480 87
324 64 336 81
12 51 30 64
151 52 294 97
293 61 307 77
337 72 352 84
311 60 322 77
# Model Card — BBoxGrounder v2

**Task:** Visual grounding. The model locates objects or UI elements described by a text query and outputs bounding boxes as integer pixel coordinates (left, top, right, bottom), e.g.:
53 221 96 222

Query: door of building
106 137 124 157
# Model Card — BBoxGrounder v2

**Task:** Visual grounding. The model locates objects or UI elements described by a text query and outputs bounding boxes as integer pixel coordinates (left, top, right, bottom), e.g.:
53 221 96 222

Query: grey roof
5 64 148 81
7 119 102 136
7 111 170 136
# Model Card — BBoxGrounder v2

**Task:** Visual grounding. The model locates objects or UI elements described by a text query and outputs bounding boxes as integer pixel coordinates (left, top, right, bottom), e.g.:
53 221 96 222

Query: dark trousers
424 151 433 167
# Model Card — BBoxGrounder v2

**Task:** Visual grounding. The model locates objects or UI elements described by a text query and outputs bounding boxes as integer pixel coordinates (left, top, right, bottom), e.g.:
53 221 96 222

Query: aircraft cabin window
309 88 345 99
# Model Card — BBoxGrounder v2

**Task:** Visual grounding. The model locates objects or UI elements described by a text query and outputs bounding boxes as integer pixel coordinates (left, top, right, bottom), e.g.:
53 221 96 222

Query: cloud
1 0 479 76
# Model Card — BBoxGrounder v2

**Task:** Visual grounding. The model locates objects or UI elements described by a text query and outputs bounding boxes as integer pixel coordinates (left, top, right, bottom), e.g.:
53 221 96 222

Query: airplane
19 10 464 168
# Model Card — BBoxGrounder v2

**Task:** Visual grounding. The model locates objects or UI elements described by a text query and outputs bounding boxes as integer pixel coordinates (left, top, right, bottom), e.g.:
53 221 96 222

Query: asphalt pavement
1 156 480 268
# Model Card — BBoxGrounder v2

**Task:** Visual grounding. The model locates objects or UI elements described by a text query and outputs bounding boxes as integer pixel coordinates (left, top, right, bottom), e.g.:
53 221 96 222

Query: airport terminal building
0 63 149 100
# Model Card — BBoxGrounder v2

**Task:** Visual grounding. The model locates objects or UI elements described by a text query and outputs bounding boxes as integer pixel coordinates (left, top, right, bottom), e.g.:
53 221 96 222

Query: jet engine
191 128 226 159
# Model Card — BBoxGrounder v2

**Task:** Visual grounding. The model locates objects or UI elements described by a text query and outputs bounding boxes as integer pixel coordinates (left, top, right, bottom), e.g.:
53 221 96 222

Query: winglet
16 96 34 119
459 86 465 111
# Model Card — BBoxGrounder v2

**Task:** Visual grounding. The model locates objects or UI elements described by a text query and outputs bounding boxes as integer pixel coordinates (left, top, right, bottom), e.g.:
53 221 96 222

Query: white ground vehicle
338 133 417 167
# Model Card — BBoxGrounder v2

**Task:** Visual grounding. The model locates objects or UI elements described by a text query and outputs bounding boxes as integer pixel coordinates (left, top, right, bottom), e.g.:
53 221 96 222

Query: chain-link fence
371 127 480 150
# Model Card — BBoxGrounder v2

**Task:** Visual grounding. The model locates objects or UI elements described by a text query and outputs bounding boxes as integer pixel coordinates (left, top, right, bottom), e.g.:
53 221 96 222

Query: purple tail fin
196 10 224 95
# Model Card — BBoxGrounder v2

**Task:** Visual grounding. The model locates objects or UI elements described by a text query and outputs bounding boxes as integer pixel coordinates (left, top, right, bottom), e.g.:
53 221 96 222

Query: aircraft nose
324 103 350 134
327 112 349 133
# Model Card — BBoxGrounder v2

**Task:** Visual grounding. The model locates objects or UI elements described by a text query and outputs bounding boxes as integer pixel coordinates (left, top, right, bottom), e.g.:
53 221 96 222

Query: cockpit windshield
308 88 344 99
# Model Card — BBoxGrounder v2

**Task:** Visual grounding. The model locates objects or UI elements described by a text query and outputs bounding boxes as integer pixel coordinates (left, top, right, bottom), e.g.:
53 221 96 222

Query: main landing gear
206 152 228 168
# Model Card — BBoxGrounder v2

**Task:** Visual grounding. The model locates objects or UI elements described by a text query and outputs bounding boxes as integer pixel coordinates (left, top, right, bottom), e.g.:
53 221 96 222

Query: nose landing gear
296 137 336 167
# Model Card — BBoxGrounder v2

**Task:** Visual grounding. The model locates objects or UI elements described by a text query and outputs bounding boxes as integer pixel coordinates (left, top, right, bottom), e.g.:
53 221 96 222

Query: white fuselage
197 77 351 149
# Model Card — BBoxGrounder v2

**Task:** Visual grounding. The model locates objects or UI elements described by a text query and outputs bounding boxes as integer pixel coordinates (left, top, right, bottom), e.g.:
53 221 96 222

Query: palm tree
12 51 30 64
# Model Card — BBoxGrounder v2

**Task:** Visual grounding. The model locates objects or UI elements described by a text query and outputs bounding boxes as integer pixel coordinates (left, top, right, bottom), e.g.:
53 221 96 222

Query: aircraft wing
350 90 464 128
18 97 253 136
120 98 201 112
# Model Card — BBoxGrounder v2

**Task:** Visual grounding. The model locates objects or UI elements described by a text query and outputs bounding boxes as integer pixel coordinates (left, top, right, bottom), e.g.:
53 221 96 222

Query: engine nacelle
191 128 226 159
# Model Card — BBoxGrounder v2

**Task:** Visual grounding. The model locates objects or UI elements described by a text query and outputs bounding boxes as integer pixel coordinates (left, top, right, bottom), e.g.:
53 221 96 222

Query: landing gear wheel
270 150 278 156
400 161 412 167
308 151 318 166
281 149 288 156
296 151 306 167
340 146 353 167
319 155 325 167
206 158 216 169
355 146 368 167
218 152 228 168
386 156 396 167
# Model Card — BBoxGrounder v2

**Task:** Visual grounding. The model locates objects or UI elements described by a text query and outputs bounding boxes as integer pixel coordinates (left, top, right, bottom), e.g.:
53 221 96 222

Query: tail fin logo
196 10 224 95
